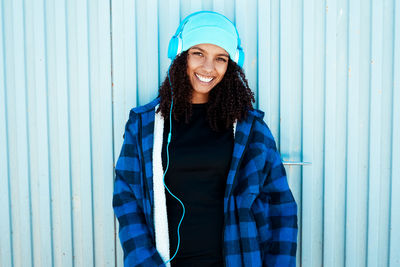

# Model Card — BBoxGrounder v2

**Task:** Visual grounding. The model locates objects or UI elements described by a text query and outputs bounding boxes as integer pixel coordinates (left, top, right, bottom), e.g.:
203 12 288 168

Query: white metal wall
0 0 399 266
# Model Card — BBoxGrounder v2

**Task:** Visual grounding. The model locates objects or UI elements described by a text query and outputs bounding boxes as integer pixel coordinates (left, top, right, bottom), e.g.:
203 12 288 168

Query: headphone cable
163 66 186 265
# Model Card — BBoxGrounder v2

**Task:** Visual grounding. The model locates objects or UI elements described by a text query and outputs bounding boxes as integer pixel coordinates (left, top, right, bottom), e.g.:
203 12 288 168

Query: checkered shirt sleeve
251 119 298 267
113 112 165 267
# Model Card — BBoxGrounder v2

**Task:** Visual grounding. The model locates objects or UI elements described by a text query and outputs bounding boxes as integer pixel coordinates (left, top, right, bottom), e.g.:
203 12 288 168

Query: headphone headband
168 11 245 67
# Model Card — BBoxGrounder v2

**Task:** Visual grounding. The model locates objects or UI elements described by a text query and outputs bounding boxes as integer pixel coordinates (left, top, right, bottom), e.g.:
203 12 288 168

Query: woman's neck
191 92 209 103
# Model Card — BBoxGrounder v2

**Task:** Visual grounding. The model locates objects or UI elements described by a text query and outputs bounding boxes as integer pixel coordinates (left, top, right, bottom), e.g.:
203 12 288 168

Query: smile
195 73 214 83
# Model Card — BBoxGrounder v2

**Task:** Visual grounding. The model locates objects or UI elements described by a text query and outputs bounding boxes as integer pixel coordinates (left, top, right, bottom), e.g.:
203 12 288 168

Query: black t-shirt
162 103 234 267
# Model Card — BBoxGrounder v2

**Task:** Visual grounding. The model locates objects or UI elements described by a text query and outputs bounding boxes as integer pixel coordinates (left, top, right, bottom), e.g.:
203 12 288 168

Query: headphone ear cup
168 36 183 60
168 36 178 60
236 47 245 68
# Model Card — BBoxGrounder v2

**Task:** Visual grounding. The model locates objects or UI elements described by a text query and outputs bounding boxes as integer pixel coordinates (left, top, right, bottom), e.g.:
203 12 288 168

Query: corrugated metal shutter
0 0 399 266
0 0 114 266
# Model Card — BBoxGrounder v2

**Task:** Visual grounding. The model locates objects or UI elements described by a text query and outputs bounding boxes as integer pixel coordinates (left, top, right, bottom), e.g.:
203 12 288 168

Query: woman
113 11 298 267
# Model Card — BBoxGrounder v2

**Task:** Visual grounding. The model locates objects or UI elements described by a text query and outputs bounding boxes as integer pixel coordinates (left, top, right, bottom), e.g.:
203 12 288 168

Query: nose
202 57 215 72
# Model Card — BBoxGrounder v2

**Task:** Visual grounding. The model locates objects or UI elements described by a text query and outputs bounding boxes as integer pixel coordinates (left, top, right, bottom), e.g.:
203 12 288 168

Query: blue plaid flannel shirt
113 98 298 266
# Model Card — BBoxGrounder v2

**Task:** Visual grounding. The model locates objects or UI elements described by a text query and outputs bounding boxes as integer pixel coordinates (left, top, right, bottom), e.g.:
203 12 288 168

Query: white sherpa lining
153 108 171 267
152 106 237 266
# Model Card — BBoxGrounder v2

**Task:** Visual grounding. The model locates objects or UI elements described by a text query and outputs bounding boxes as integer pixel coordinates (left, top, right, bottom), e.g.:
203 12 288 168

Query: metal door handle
282 161 312 166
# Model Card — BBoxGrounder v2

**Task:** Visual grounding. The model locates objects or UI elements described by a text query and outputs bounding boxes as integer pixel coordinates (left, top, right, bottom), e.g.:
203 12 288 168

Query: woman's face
186 43 229 103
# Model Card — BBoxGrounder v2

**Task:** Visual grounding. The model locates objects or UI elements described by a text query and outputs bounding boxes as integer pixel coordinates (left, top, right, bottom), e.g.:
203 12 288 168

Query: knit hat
168 11 244 67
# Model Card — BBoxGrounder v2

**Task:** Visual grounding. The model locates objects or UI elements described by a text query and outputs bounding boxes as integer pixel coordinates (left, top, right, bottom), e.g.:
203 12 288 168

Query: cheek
187 62 195 76
187 64 197 77
217 65 228 79
187 55 202 71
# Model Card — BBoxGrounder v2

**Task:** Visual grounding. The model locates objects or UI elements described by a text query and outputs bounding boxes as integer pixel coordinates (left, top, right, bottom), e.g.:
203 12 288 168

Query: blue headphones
167 11 245 67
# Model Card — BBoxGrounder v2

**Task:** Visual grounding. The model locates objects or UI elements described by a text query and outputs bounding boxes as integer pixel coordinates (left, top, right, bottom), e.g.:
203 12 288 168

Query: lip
195 73 214 84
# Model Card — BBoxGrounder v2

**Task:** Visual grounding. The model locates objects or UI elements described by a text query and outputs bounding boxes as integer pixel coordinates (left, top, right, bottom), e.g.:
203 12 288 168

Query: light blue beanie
168 11 244 66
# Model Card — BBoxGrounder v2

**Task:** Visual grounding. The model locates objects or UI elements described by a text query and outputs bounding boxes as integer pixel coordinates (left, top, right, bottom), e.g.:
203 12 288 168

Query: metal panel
87 0 114 266
390 2 400 267
136 0 159 105
24 0 52 265
45 0 73 265
368 0 393 266
0 1 12 266
2 1 33 267
324 0 347 265
345 0 370 266
279 2 303 267
46 0 73 265
301 0 325 266
1 0 114 266
390 3 400 266
1 0 399 266
236 0 258 102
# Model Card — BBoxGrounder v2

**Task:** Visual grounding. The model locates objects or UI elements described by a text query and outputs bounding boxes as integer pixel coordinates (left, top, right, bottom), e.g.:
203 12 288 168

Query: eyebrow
191 46 229 57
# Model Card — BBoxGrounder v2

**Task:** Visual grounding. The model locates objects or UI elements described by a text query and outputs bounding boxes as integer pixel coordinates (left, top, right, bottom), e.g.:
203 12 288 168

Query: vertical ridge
43 0 55 262
64 0 75 264
0 0 14 264
365 0 373 265
109 0 117 266
86 0 96 264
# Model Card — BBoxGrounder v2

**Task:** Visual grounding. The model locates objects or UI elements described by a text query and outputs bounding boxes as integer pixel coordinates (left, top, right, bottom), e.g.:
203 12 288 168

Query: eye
192 51 203 56
217 57 227 62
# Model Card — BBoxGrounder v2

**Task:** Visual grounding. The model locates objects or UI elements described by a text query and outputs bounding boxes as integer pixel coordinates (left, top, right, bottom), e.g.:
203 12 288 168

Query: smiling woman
112 11 298 267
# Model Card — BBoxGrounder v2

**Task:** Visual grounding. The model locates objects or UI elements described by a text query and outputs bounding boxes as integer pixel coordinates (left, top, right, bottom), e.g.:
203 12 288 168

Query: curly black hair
157 50 255 132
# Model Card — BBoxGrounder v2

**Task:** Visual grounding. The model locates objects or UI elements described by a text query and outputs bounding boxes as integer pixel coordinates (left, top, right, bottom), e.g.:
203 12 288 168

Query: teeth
196 73 213 83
